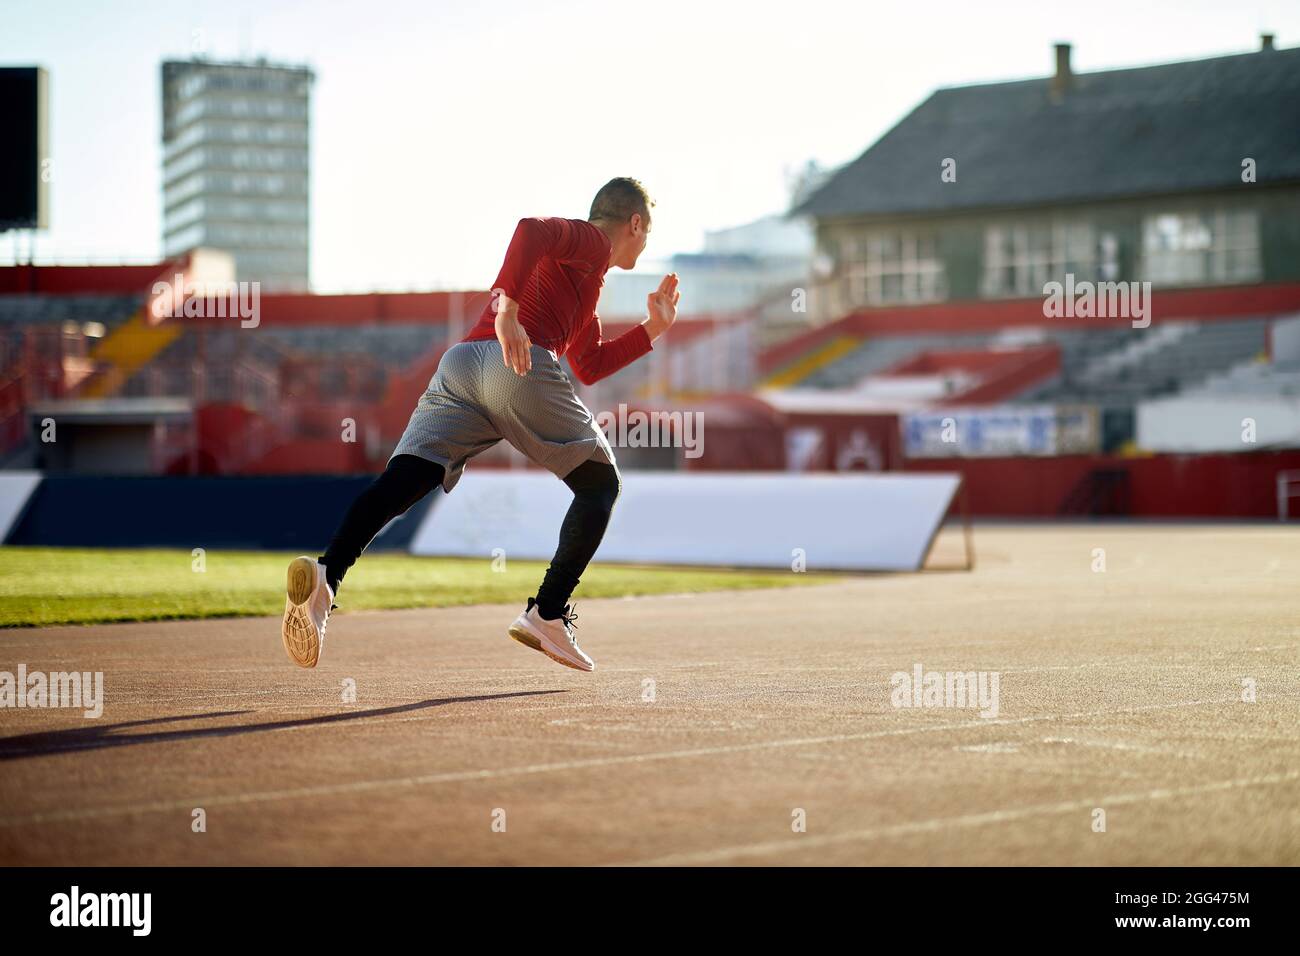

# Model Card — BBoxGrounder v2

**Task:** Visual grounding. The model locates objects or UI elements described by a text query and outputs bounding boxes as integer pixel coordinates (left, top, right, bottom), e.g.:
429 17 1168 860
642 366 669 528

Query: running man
281 177 679 672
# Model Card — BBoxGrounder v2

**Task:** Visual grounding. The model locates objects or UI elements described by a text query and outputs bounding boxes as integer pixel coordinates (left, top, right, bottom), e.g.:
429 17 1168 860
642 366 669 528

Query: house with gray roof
791 38 1300 316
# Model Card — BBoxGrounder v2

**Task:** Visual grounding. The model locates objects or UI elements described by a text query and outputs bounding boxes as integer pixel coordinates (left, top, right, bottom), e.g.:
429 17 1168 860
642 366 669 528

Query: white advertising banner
411 470 962 572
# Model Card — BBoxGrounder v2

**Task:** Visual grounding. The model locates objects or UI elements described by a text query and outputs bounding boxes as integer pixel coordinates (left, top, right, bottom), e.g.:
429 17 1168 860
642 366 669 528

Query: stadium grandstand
0 253 759 477
3 40 1299 519
752 38 1300 517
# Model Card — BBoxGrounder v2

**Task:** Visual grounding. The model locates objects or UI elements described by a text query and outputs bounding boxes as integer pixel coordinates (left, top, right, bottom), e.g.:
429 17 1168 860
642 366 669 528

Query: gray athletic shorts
390 339 616 493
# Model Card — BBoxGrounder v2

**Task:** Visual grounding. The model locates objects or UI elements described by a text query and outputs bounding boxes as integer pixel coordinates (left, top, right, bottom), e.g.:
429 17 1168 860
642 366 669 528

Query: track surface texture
2 525 1297 866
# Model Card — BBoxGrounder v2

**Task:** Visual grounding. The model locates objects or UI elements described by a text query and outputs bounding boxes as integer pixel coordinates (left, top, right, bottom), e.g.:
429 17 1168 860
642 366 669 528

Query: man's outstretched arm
568 273 680 385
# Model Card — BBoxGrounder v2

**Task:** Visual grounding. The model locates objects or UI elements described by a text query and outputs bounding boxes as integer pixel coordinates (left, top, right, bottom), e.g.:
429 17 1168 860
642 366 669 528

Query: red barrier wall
904 451 1300 518
0 264 168 295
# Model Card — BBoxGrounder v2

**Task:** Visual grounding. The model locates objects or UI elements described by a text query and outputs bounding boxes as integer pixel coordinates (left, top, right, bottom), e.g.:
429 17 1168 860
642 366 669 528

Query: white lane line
0 695 1249 826
616 769 1300 866
1038 736 1206 759
7 688 1295 761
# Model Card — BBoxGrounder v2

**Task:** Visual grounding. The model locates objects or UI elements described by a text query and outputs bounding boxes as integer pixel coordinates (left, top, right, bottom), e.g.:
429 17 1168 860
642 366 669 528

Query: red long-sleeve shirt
462 216 653 385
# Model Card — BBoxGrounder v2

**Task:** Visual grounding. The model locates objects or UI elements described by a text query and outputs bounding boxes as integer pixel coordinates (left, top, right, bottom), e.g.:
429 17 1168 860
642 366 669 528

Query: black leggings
535 458 621 619
320 455 621 620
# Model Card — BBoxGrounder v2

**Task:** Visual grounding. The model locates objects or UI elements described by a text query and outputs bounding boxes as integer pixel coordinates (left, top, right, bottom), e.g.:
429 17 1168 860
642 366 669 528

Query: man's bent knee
565 459 621 513
379 454 445 514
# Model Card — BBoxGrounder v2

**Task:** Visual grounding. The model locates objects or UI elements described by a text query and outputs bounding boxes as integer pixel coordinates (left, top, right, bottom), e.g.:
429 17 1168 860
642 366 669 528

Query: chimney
1051 43 1073 100
1261 33 1275 51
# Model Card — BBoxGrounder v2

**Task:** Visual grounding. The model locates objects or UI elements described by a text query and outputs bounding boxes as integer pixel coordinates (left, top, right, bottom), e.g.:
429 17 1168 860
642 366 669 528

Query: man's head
589 177 654 269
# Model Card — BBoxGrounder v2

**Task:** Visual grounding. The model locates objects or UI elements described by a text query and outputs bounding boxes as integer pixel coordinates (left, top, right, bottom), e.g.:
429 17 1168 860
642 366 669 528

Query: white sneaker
281 556 334 668
508 600 594 672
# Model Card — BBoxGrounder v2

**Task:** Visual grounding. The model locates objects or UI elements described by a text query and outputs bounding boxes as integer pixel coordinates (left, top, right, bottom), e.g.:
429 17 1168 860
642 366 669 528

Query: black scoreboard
0 66 50 231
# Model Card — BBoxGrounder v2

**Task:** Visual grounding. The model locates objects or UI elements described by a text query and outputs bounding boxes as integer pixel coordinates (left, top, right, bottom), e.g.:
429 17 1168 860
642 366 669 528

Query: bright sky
2 0 1297 292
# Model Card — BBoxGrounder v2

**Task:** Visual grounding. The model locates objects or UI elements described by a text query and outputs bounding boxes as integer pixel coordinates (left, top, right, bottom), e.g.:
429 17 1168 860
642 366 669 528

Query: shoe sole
287 556 317 604
508 624 593 672
282 557 322 668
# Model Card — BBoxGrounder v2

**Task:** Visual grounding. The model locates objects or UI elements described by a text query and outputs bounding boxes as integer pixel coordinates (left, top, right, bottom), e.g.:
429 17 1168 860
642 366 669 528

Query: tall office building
161 58 313 291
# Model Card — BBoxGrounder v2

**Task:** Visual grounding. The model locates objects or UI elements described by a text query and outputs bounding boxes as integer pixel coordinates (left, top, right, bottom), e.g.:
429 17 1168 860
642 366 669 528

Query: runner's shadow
0 690 566 761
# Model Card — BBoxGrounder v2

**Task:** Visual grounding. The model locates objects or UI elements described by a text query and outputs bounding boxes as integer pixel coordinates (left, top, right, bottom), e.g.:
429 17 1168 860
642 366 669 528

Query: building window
840 232 945 306
163 222 206 255
1141 209 1260 286
981 220 1095 298
1098 233 1120 282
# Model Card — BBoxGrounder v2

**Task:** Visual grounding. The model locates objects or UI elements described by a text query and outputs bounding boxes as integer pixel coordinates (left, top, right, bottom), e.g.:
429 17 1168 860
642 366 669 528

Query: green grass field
0 546 840 628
